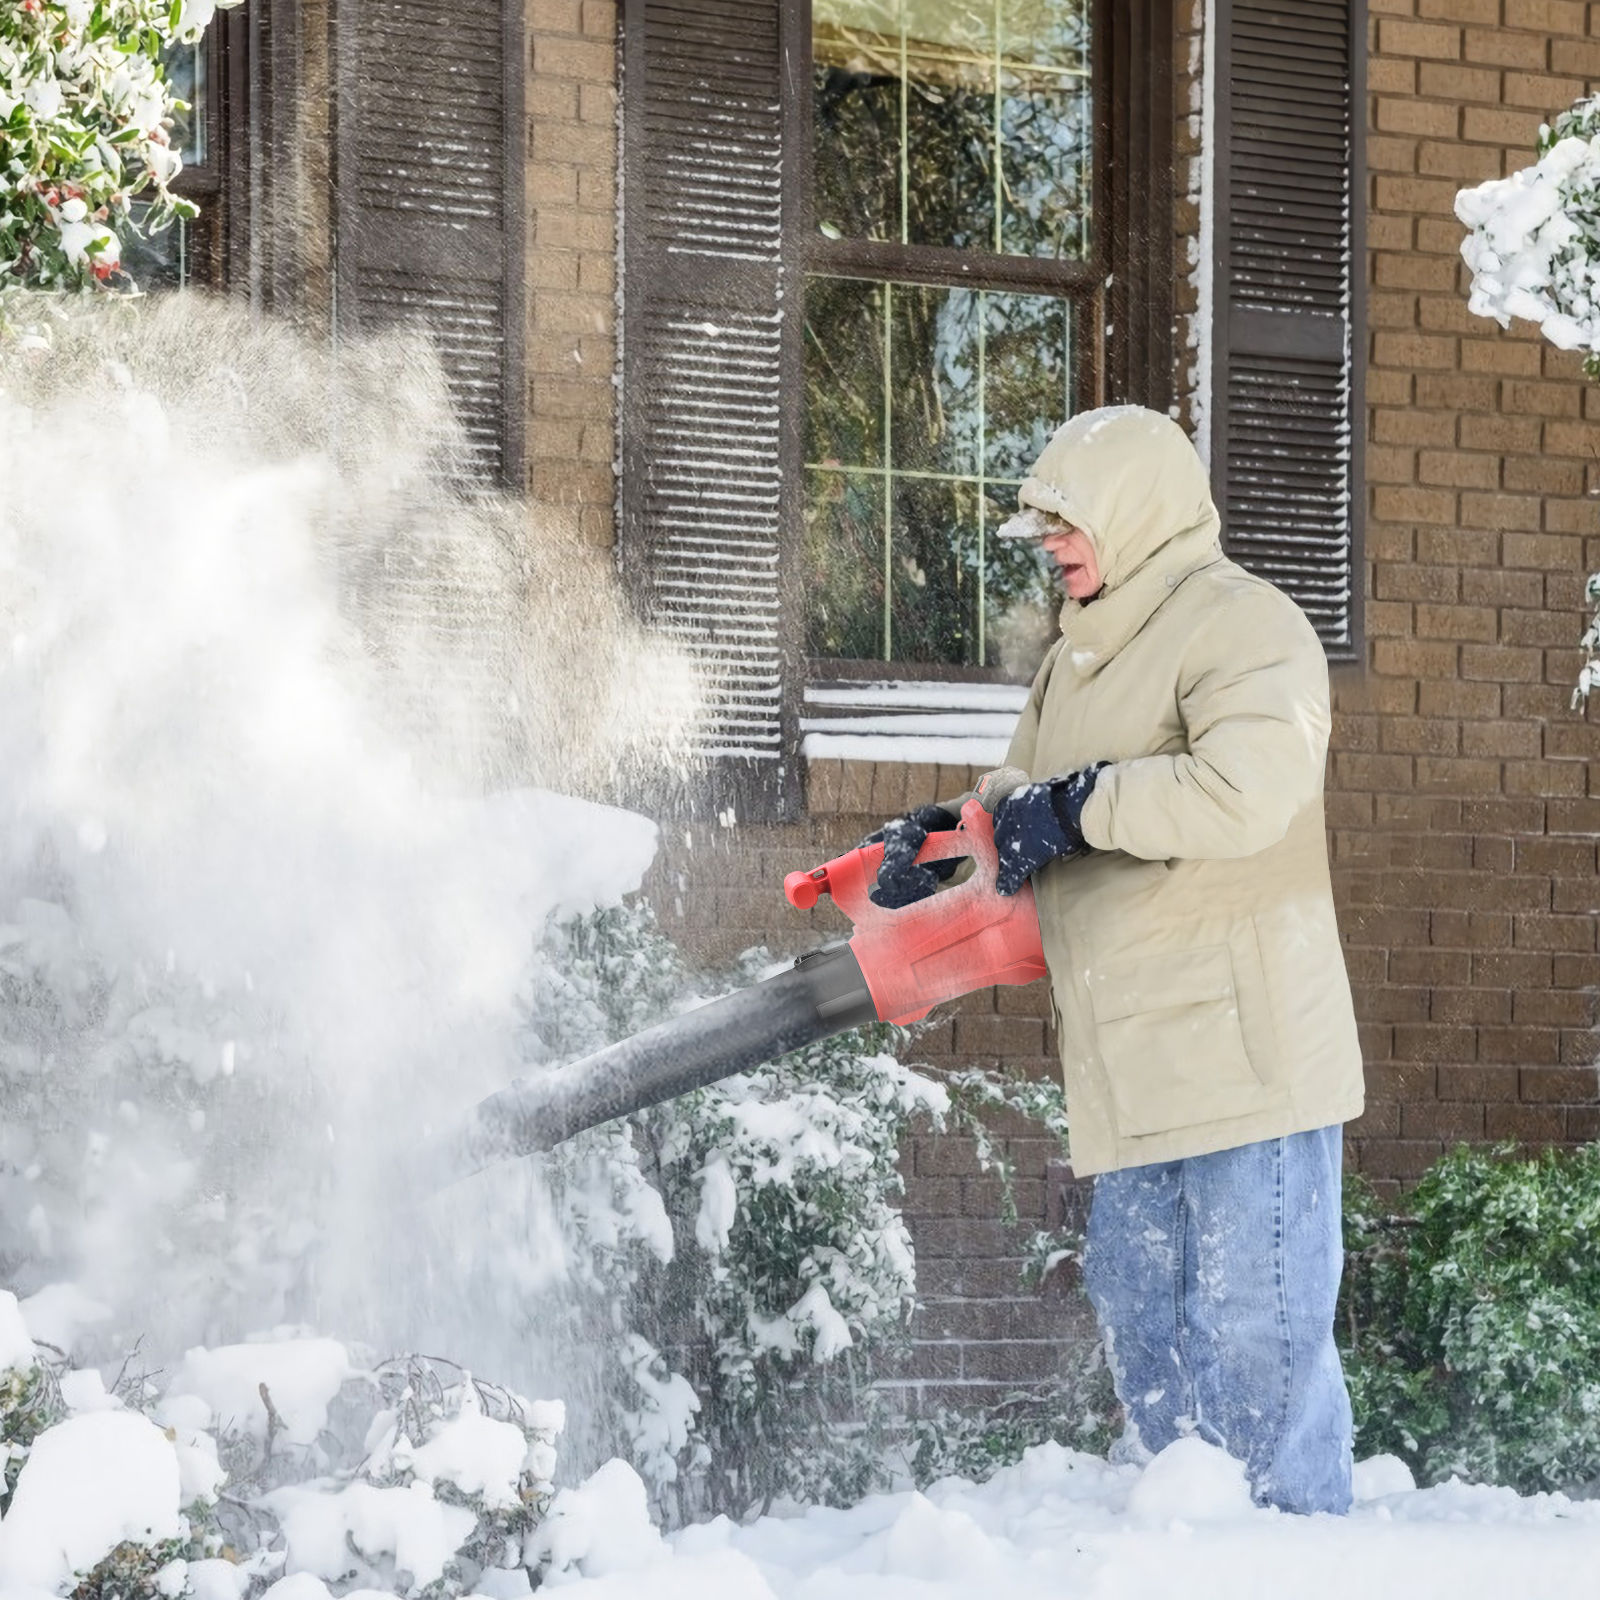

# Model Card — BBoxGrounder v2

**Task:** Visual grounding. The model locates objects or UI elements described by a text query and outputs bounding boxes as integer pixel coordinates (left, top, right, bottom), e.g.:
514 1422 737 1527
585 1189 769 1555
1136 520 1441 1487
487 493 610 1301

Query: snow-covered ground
535 1443 1600 1599
0 1305 1596 1600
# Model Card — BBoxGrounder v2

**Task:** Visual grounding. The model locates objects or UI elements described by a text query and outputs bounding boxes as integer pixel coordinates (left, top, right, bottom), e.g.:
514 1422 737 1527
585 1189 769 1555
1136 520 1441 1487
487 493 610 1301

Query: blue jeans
1082 1125 1353 1515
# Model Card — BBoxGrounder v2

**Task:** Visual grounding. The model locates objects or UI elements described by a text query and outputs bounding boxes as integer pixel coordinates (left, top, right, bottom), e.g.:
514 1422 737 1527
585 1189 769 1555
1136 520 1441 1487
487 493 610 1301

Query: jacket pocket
1087 945 1275 1139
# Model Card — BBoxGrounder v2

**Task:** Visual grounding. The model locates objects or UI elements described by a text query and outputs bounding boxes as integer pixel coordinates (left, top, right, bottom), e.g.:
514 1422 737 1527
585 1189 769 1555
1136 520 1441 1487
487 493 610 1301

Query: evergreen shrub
1340 1142 1600 1494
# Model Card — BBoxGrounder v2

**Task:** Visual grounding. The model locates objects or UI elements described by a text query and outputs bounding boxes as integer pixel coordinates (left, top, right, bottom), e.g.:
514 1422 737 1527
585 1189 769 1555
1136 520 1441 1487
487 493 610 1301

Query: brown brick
1417 60 1504 99
1379 16 1463 55
1432 985 1513 1024
1461 643 1543 681
1460 796 1547 832
1546 498 1600 535
1520 1065 1596 1103
1416 217 1475 254
1513 911 1596 950
1502 381 1581 417
1375 98 1462 141
1480 1027 1561 1066
1461 721 1538 761
1391 948 1473 985
1473 950 1555 988
1350 1101 1402 1140
1515 989 1600 1028
1356 985 1432 1024
1439 1062 1519 1101
1370 370 1419 407
1461 567 1543 607
1504 72 1587 111
1378 794 1466 829
1549 797 1600 833
533 35 616 81
1373 405 1458 444
1375 562 1460 602
1368 137 1420 178
1416 526 1502 565
1419 294 1481 335
1415 372 1498 410
1418 450 1498 489
1371 329 1459 369
1465 28 1548 70
1460 338 1544 378
1462 491 1541 529
951 1015 1047 1059
1484 1104 1568 1142
1394 1023 1476 1061
1459 413 1541 454
1552 38 1600 77
1418 140 1503 182
1401 1101 1487 1141
1380 716 1460 755
1361 1139 1446 1179
1506 761 1587 798
1369 441 1419 480
1370 55 1420 94
1511 0 1587 28
1560 1029 1600 1066
1418 678 1501 717
1418 0 1500 26
1462 106 1552 146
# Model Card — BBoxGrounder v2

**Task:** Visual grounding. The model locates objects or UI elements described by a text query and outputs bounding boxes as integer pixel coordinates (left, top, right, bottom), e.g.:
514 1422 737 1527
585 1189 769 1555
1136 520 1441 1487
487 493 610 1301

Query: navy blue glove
992 765 1107 897
864 804 961 909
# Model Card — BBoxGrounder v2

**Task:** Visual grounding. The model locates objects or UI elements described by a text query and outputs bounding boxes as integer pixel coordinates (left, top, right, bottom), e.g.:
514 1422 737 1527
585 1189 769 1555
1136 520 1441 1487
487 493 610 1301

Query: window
804 0 1098 671
620 0 1177 818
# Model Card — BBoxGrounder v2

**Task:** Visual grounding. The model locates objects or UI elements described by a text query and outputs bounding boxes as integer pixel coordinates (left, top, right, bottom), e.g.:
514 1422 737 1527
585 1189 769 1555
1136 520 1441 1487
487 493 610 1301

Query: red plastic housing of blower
783 798 1049 1025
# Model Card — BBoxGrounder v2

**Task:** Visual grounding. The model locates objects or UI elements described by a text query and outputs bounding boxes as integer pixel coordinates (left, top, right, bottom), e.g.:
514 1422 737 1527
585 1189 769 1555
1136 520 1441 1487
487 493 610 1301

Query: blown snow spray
413 767 1048 1192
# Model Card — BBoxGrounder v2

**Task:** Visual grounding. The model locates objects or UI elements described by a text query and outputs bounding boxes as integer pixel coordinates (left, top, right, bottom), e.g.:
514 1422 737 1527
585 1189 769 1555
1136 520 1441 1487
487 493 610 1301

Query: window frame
791 0 1174 684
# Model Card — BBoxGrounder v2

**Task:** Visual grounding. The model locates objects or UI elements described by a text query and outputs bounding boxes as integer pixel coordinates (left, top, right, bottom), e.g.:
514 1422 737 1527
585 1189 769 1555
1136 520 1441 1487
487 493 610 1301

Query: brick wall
525 0 618 547
1340 0 1600 1191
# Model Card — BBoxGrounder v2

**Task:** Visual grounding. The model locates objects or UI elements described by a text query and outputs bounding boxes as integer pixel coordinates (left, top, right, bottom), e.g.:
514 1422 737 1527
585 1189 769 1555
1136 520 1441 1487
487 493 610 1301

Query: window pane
165 41 207 168
903 54 995 252
983 290 1073 479
889 477 978 664
121 209 191 290
890 283 980 478
813 52 899 242
813 0 1093 258
1001 0 1090 70
999 69 1092 258
806 277 888 468
805 471 887 660
804 277 1077 668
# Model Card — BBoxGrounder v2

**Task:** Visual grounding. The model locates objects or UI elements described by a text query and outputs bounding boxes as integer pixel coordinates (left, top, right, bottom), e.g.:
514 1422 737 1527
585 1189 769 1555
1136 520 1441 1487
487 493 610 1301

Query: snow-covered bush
1 0 241 325
524 903 950 1519
1456 97 1600 704
1340 1144 1600 1494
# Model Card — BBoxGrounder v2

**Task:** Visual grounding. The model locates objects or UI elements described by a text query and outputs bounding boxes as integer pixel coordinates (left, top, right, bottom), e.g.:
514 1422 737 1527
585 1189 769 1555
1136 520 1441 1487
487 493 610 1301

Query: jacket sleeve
1078 588 1331 861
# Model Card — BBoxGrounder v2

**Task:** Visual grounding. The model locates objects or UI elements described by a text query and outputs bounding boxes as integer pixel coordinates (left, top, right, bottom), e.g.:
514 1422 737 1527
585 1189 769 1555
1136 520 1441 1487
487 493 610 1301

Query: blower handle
783 765 1032 914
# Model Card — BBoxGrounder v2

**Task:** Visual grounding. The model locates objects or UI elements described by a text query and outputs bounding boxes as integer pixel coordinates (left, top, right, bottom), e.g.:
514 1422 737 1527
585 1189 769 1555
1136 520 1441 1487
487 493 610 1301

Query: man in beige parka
868 406 1365 1515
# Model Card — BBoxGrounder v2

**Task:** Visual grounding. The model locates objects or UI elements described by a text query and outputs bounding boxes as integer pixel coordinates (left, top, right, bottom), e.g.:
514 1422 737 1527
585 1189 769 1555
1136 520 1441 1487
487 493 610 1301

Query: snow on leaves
0 0 242 329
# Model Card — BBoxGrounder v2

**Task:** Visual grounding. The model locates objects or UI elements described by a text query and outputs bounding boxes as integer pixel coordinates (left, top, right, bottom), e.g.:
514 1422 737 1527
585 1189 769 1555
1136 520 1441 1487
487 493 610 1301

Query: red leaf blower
413 768 1046 1194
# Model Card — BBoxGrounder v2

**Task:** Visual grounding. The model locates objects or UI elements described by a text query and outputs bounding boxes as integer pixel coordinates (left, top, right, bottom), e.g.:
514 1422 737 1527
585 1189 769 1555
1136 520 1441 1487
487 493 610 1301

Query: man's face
1038 521 1102 600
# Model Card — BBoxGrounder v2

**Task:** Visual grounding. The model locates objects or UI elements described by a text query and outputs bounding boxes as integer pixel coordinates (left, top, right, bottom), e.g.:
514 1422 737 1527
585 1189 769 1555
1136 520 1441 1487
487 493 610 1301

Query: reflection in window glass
164 41 207 168
120 205 191 290
804 276 1073 667
812 0 1092 259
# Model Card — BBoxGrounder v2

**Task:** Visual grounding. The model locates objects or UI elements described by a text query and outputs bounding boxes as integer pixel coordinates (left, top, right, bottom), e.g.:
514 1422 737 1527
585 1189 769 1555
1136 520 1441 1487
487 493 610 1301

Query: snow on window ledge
800 679 1026 766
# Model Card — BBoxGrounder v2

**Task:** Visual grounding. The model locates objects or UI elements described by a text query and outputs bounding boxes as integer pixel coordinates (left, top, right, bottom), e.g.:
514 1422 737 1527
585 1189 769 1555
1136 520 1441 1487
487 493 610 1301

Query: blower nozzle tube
412 944 877 1194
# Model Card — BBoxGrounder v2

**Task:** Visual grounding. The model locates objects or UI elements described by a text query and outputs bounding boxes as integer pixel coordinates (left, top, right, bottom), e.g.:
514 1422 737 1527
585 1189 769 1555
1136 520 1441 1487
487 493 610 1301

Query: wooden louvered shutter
619 0 803 822
1212 0 1365 660
333 0 525 489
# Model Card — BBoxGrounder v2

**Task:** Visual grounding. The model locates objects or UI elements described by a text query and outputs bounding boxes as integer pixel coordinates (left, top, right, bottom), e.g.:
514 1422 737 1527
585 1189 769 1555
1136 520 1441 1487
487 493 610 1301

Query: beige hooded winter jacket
1003 406 1364 1175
